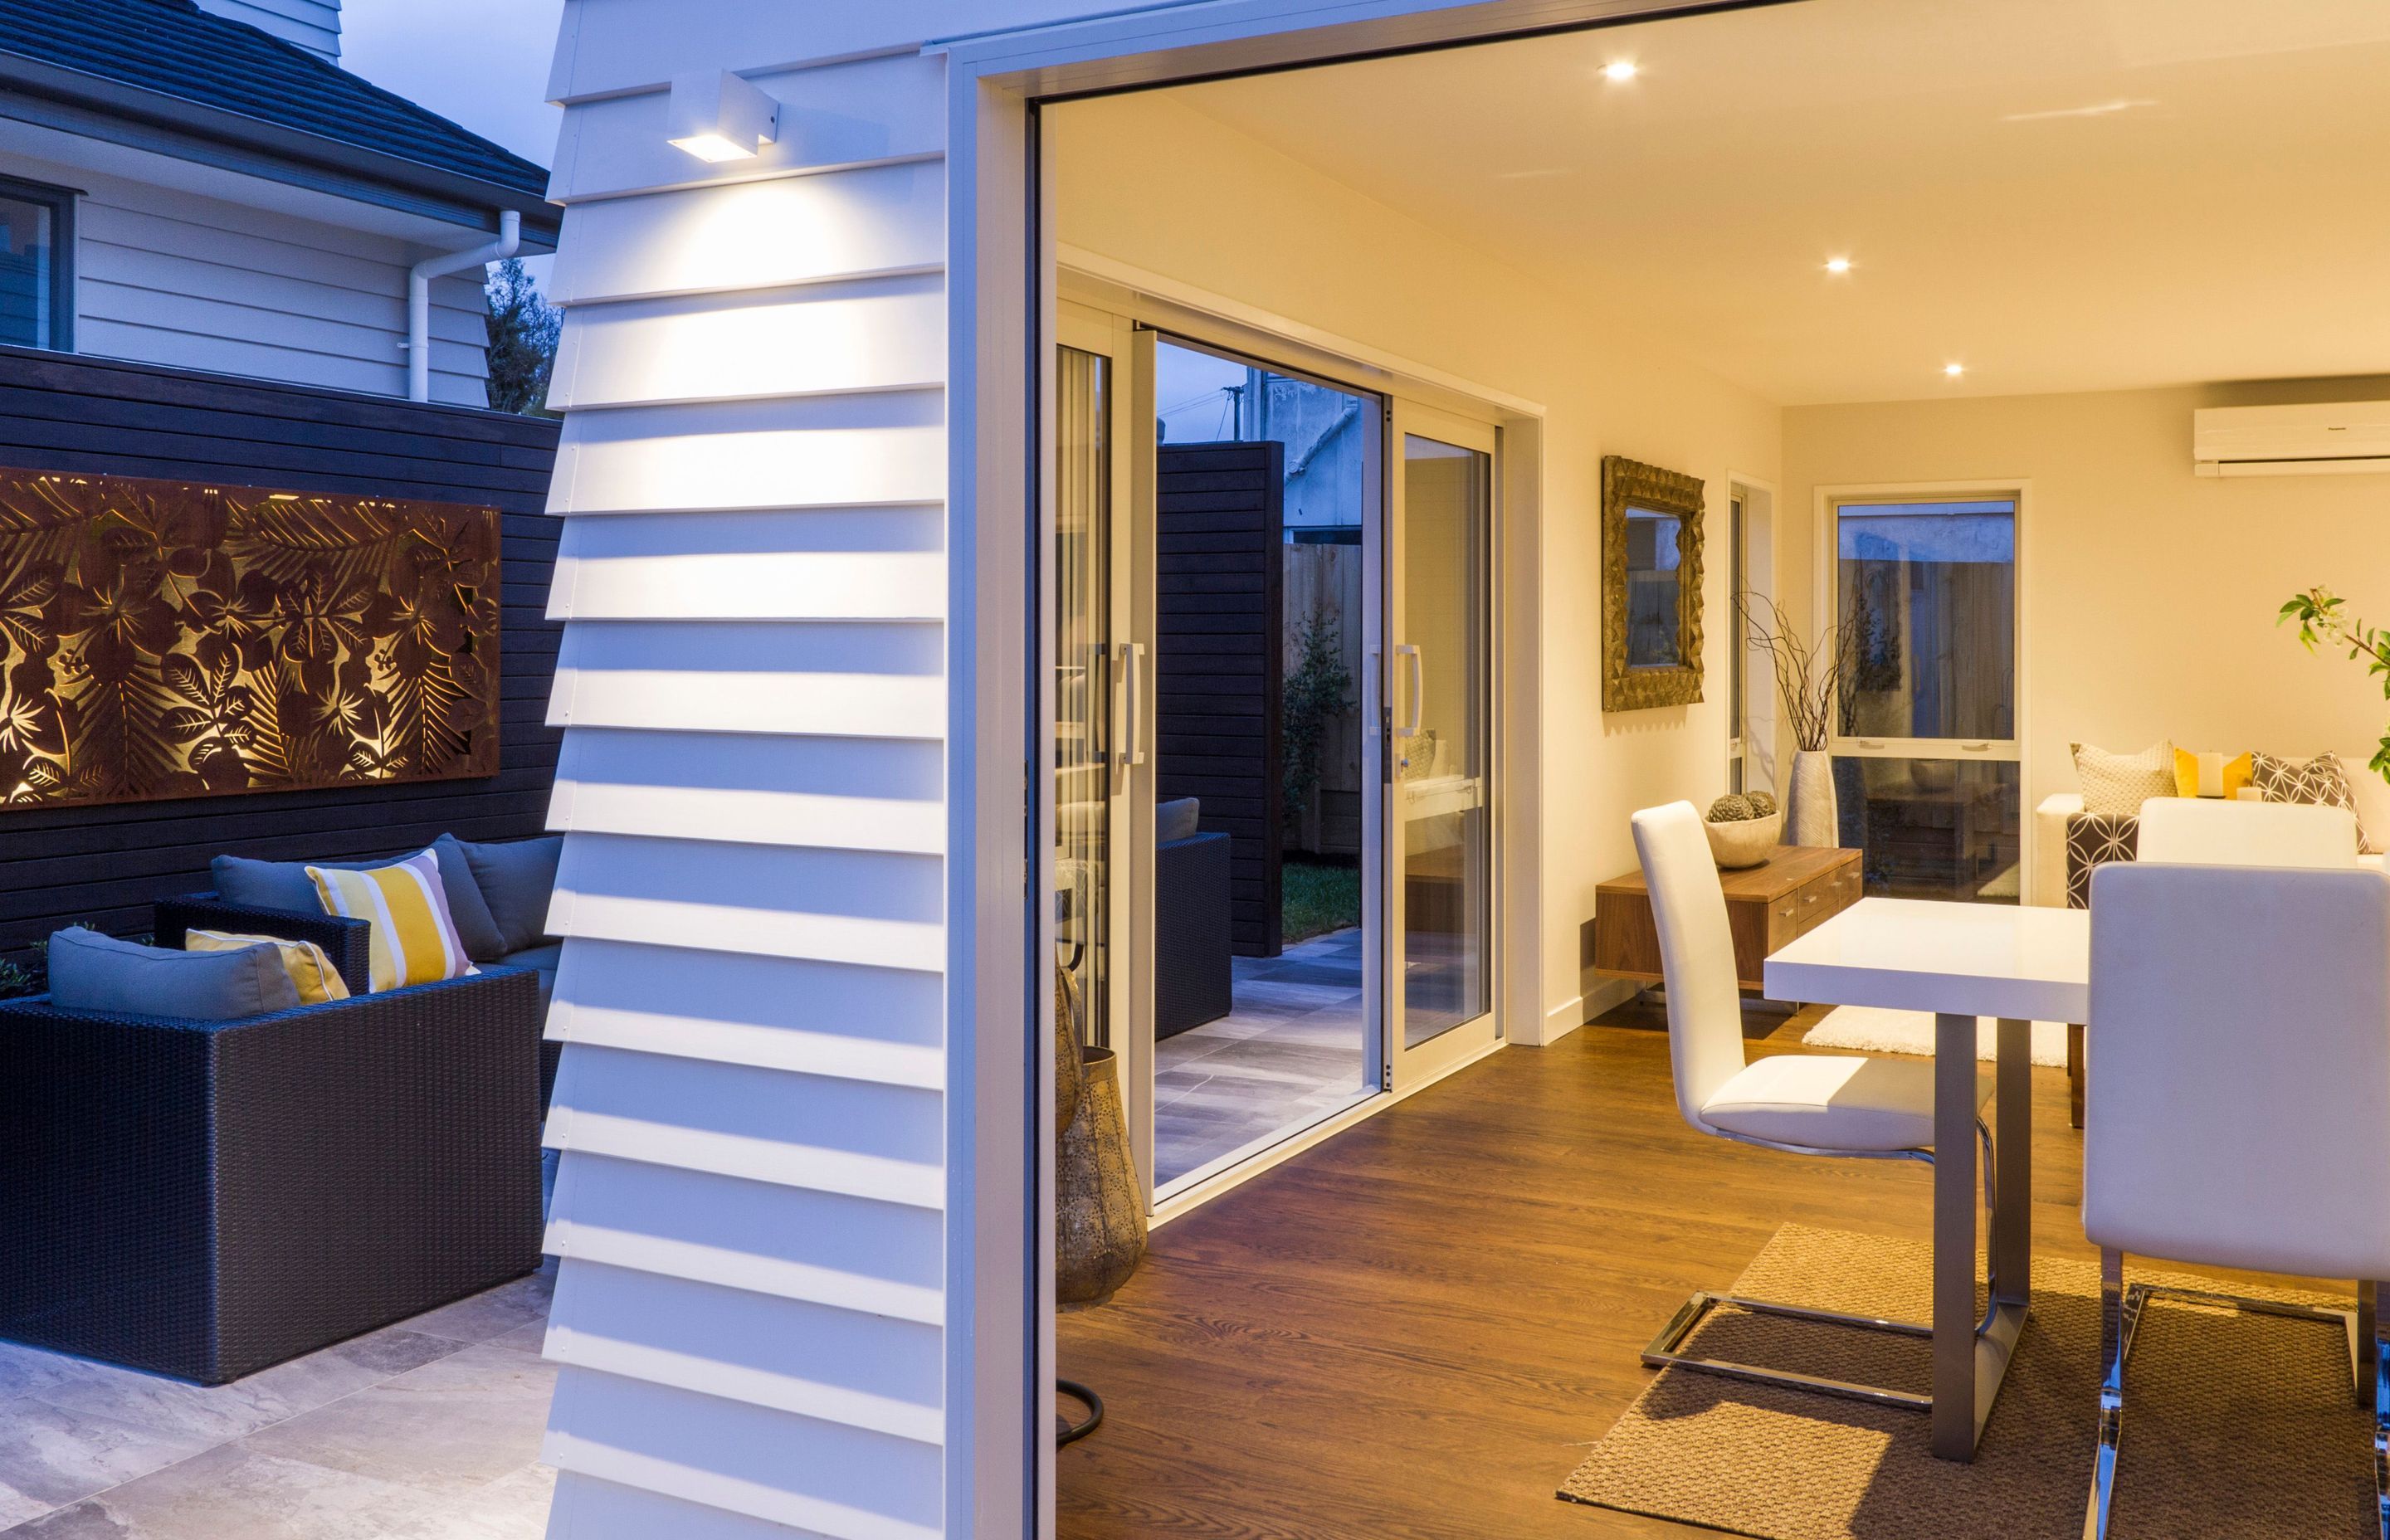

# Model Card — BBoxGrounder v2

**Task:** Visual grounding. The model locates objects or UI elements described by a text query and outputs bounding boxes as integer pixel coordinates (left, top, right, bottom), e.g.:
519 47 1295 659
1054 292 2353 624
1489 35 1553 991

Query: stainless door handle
1119 641 1146 768
1396 643 1423 738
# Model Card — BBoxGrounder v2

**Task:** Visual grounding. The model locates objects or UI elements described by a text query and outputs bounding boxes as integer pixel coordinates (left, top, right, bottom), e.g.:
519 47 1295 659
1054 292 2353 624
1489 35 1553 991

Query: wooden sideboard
1593 845 1865 993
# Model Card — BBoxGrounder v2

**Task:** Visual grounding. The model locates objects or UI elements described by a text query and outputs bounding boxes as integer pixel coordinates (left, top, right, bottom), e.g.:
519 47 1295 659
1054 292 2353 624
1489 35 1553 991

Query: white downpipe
407 209 519 402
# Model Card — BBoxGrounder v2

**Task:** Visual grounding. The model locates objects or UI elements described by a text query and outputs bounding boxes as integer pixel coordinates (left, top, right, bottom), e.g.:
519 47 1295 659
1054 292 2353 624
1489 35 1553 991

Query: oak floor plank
1056 1005 2119 1539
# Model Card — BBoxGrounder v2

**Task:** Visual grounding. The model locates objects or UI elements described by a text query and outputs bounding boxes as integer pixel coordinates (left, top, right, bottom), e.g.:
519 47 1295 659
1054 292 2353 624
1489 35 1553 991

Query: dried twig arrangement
1737 592 1860 753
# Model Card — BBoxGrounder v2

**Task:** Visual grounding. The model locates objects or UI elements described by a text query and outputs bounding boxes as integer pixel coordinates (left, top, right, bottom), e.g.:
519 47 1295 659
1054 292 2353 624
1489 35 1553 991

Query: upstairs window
0 178 72 351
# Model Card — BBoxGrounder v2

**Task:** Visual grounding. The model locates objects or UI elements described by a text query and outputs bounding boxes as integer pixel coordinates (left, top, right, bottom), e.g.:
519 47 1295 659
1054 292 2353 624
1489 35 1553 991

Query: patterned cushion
2251 751 2374 852
183 929 351 1006
306 849 475 992
2071 741 2177 818
2066 811 2139 909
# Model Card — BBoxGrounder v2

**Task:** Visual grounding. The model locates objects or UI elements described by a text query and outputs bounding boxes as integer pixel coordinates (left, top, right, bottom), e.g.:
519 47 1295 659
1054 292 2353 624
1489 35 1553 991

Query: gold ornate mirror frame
1601 454 1707 712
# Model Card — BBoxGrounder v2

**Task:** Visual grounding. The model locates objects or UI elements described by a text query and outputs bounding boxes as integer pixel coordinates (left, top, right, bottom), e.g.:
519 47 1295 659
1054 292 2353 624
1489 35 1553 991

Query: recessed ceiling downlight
1602 60 1639 82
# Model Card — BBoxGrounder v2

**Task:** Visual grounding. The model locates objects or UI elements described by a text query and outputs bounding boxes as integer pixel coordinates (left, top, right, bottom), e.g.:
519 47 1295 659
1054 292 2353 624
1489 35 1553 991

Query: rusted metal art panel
0 465 500 808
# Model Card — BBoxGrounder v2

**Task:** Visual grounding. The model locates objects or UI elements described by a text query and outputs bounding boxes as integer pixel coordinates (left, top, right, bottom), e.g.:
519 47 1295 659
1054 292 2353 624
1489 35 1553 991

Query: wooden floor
1056 1005 2114 1540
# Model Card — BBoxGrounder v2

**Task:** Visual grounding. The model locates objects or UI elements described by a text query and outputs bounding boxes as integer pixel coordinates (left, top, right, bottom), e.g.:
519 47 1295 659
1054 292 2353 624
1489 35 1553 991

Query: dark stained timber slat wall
1156 441 1283 958
0 345 561 958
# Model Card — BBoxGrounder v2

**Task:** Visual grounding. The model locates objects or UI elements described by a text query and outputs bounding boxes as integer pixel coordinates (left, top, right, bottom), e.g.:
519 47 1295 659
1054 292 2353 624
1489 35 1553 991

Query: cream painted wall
1781 377 2390 837
1053 90 1782 1036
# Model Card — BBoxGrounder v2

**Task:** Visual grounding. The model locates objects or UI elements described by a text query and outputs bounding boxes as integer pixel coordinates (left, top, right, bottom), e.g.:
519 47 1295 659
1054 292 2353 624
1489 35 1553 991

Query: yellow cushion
182 929 351 1006
2173 748 2255 800
306 849 473 992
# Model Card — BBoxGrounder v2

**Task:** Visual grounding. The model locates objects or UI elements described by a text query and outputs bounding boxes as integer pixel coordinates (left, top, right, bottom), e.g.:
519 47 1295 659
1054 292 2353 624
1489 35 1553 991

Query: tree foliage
1282 606 1352 822
483 258 560 417
2280 585 2390 784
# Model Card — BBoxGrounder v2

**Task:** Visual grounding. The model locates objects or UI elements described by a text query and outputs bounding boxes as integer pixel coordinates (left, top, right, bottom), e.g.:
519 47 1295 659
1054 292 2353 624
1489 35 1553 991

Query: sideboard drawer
1790 865 1859 936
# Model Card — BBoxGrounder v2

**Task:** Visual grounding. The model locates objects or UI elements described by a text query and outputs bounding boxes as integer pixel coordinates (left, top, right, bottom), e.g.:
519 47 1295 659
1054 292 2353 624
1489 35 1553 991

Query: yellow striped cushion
183 929 351 1006
306 850 473 992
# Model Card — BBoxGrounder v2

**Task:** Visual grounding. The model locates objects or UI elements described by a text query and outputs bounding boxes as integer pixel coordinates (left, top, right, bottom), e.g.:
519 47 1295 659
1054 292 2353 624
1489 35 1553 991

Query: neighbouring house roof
0 0 556 242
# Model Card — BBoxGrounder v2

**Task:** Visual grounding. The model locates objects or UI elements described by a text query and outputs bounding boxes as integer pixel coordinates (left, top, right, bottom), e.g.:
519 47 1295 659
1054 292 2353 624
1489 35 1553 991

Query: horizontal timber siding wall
1157 441 1284 957
0 345 560 957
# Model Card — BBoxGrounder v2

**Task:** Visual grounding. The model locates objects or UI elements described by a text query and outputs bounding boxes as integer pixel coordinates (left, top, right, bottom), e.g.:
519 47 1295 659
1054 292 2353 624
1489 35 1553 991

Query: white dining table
1765 896 2090 1461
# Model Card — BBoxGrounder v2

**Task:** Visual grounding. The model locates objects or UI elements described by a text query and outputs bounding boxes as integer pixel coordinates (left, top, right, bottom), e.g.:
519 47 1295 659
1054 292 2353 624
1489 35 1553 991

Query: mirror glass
1623 505 1684 668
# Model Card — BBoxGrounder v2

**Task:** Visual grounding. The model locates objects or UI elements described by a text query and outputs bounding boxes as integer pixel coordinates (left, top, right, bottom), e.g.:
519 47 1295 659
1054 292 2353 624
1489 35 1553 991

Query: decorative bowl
1704 810 1783 870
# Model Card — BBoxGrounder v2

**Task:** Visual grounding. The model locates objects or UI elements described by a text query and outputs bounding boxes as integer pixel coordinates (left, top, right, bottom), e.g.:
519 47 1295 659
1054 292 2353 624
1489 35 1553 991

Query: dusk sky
340 0 567 282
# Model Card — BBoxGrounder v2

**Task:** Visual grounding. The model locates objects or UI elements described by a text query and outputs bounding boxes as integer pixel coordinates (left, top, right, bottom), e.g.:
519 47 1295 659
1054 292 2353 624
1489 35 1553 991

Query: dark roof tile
0 0 548 198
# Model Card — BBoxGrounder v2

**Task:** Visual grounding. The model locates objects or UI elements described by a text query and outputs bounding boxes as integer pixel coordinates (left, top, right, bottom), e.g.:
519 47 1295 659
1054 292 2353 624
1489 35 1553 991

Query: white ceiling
1159 0 2390 406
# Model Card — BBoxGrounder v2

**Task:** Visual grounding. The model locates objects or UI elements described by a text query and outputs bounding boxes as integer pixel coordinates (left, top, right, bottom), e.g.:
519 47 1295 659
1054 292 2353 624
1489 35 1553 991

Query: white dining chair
2134 797 2360 869
2082 860 2390 1538
1630 801 2000 1411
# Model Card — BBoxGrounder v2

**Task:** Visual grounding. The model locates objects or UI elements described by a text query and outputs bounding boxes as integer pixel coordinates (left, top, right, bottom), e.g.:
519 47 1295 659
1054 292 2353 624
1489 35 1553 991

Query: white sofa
2030 751 2390 908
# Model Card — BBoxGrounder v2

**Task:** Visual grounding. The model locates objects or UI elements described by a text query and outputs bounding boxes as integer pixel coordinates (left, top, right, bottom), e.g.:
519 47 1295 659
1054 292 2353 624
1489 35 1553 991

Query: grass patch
1282 857 1361 944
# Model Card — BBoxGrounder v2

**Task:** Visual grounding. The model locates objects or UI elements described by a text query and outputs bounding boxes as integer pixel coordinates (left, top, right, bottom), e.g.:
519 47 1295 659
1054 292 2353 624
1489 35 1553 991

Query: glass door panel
1054 343 1114 1047
1828 495 2022 903
1386 407 1498 1083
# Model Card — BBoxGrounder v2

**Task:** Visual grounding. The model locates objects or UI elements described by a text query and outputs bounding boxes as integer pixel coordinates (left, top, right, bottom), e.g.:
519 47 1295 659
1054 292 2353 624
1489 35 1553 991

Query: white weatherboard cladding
549 392 948 514
546 51 948 205
549 729 946 854
193 0 342 61
549 275 949 409
55 161 490 403
545 162 944 305
550 506 949 622
537 74 958 1533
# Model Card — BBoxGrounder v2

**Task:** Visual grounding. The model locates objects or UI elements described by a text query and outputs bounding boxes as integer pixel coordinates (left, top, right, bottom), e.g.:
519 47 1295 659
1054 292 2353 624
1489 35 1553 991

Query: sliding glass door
1383 404 1499 1084
1826 490 2022 903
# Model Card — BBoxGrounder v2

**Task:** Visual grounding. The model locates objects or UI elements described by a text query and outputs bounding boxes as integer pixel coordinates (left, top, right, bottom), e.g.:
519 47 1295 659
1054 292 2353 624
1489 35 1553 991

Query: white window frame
1812 478 2033 899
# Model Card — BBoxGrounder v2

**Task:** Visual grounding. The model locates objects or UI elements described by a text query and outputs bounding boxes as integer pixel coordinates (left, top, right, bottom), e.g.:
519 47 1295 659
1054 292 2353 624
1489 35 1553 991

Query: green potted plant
2279 587 2390 787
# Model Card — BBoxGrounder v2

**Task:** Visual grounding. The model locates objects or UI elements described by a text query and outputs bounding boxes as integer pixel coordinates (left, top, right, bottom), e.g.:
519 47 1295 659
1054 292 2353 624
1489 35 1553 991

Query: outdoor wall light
666 70 780 162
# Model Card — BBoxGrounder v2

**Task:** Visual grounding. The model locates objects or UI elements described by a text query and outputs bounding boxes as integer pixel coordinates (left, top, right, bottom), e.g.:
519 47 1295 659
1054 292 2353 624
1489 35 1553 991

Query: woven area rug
1560 1226 2373 1538
1802 1006 2069 1069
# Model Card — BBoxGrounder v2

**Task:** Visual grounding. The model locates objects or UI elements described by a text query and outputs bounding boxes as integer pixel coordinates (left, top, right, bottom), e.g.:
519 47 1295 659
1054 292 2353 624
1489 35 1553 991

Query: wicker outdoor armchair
0 966 544 1385
155 893 560 1110
154 894 373 994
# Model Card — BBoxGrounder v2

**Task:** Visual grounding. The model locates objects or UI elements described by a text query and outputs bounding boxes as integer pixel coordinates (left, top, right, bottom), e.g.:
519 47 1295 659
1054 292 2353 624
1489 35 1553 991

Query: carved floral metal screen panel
0 466 500 809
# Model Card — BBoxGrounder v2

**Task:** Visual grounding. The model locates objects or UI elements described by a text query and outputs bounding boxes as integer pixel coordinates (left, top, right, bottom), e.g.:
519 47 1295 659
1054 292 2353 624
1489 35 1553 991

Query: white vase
1787 749 1840 848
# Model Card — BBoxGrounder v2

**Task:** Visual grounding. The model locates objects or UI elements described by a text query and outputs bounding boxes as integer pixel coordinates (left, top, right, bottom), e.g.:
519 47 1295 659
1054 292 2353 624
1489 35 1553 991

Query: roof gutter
0 51 559 246
408 209 517 402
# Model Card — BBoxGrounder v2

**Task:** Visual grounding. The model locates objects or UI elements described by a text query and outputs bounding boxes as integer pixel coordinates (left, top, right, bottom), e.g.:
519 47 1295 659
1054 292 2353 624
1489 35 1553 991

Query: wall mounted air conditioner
2192 400 2390 477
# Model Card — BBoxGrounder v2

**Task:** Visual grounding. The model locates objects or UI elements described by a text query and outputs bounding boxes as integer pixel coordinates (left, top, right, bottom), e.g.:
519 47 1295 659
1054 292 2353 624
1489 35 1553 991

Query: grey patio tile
5 1444 451 1540
396 1274 552 1348
0 1395 216 1524
237 1343 557 1497
398 1461 557 1540
484 1322 549 1358
20 1330 461 1450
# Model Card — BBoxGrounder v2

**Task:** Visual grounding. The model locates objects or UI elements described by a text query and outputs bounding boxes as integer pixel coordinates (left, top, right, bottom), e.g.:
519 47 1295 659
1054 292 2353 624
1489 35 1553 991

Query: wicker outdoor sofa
0 959 543 1385
155 894 563 1109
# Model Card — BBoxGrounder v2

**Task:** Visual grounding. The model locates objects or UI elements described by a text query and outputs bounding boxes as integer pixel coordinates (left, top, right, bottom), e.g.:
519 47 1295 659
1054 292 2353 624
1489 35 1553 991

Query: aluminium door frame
944 4 1738 1531
1383 398 1505 1089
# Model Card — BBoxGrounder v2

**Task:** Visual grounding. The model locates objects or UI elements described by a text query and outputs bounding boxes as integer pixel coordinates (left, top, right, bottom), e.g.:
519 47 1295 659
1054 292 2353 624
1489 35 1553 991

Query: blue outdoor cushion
1157 797 1202 845
46 928 302 1021
455 836 563 956
212 846 502 960
432 834 508 963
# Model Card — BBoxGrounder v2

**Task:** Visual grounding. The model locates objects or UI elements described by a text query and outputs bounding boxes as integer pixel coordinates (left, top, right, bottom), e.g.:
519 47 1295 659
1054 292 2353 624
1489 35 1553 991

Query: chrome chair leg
1645 1118 2005 1415
2085 1253 2376 1540
2370 1281 2388 1540
2084 1248 2139 1540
